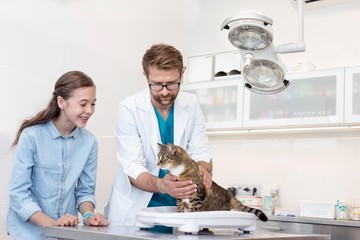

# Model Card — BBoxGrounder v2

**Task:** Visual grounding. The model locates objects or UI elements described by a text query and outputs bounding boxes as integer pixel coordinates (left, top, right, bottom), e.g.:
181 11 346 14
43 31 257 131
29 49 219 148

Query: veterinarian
7 71 109 239
105 43 213 229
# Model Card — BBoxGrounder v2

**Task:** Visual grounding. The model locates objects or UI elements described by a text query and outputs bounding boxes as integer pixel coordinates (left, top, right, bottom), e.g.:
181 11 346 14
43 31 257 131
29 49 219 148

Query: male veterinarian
105 43 213 228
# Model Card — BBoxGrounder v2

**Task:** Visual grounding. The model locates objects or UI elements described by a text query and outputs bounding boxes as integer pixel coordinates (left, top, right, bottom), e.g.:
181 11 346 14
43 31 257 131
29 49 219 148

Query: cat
157 143 268 222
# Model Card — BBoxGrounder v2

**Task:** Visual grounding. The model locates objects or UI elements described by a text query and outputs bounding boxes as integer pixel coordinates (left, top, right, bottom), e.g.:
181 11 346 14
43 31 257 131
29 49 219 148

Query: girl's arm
79 201 109 226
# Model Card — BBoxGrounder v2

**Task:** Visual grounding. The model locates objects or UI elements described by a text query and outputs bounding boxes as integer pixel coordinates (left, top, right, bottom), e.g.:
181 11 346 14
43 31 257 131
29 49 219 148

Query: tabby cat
157 143 268 222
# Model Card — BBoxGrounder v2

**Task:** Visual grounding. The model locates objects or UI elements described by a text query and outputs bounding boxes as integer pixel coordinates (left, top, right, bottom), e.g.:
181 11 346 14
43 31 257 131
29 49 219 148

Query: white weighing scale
136 206 256 234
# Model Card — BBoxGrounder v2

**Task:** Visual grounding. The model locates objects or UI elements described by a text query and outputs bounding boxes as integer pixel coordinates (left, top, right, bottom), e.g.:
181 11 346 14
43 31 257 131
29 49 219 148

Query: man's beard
152 93 177 107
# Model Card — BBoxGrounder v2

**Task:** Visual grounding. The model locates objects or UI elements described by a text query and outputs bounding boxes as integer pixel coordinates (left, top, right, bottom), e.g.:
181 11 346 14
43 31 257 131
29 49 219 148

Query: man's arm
129 172 164 193
129 172 197 199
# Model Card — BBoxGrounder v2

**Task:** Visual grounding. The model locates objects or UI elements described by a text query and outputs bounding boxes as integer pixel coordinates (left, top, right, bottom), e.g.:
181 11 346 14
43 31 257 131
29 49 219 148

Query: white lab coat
105 88 212 226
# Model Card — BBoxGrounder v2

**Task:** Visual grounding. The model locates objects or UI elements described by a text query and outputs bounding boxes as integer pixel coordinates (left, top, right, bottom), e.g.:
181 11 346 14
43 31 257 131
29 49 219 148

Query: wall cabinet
243 68 345 128
181 77 243 129
344 66 360 123
182 66 360 131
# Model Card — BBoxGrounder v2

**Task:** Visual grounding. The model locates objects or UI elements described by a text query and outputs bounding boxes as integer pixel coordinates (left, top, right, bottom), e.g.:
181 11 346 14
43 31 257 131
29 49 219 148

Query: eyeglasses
148 82 181 91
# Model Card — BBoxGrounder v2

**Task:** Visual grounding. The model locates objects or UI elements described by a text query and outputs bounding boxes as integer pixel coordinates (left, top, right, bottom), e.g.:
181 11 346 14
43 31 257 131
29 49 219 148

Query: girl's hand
54 214 80 226
84 213 110 226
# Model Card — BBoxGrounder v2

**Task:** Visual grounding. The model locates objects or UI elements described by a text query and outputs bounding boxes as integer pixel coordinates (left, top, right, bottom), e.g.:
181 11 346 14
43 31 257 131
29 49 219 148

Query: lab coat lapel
174 92 189 145
136 89 160 157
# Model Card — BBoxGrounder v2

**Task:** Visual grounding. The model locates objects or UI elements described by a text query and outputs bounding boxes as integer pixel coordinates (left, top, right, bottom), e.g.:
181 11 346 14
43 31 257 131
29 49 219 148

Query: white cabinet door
243 68 345 128
344 66 360 123
181 78 243 129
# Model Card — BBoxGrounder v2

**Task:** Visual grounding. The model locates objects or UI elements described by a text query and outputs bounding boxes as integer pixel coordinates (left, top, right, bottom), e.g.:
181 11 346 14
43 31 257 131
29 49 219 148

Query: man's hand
198 165 212 188
158 174 197 199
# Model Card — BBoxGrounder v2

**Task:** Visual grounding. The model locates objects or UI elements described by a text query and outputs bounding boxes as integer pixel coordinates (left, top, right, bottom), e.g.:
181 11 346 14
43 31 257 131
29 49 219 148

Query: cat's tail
231 199 268 222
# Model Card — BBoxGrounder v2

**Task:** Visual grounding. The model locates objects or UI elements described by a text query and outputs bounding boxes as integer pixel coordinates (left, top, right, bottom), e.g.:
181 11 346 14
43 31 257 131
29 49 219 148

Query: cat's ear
167 144 176 154
157 143 165 148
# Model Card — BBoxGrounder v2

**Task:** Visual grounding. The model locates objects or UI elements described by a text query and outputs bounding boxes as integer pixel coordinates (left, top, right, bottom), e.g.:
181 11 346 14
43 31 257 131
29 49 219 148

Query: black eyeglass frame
148 82 181 91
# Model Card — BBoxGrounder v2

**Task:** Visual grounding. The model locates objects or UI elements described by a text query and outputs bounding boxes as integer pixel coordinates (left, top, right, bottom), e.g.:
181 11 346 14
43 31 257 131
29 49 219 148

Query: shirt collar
47 120 79 139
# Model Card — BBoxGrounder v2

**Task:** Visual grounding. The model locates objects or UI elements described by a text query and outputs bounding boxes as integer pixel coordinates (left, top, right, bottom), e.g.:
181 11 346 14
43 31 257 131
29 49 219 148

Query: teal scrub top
146 104 176 233
147 104 176 208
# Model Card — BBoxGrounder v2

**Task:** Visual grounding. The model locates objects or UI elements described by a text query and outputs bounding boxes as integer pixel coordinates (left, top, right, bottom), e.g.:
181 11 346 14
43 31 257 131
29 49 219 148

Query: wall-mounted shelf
182 66 360 134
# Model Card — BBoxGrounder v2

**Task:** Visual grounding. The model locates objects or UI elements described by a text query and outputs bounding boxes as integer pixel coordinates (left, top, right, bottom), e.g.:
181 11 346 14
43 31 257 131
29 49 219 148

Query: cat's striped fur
157 143 268 222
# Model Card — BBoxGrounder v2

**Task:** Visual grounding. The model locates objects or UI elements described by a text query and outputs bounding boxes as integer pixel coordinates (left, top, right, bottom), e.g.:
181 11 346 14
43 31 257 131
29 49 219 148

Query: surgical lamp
221 0 305 94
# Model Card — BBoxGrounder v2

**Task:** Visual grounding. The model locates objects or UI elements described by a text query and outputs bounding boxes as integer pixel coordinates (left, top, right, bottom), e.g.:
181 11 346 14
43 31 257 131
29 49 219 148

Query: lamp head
221 10 274 51
241 48 289 94
221 10 289 94
243 59 289 94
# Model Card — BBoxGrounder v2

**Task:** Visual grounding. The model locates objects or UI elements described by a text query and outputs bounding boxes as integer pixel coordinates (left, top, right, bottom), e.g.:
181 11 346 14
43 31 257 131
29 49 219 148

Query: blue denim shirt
6 121 98 240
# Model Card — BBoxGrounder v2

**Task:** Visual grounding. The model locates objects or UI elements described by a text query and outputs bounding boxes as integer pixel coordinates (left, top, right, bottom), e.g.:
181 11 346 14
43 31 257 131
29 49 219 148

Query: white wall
210 132 360 209
0 0 187 238
1 0 360 238
181 0 360 70
181 0 360 212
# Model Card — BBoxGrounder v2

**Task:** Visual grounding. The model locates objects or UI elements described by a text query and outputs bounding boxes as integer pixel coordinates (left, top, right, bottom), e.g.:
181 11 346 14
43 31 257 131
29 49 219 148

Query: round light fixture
221 10 273 51
228 23 273 51
243 59 284 88
221 1 305 95
243 59 289 94
222 10 290 94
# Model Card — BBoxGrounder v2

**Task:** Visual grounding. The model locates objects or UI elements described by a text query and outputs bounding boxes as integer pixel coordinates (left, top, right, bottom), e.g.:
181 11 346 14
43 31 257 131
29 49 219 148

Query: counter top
44 225 330 240
268 216 360 228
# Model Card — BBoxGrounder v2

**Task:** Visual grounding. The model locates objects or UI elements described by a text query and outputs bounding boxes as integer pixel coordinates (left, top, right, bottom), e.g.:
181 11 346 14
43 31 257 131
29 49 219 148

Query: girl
6 71 109 240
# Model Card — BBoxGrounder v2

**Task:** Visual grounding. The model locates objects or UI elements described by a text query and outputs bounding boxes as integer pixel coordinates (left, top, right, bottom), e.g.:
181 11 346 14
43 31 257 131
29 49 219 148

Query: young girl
6 71 109 239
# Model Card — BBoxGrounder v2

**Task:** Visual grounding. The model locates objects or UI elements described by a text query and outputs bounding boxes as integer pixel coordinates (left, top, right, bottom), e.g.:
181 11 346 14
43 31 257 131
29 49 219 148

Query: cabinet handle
262 225 283 231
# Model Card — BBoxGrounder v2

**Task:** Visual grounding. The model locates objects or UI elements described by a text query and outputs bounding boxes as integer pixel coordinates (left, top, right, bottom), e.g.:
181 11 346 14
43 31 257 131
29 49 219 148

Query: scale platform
136 206 256 234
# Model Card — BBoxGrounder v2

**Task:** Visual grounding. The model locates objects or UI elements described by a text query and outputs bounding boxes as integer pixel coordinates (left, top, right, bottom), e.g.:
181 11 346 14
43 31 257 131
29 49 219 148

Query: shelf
182 66 360 131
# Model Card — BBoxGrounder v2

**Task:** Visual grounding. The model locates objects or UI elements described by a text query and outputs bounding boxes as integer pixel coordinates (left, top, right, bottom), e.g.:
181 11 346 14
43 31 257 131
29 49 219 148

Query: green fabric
147 104 176 233
148 104 176 207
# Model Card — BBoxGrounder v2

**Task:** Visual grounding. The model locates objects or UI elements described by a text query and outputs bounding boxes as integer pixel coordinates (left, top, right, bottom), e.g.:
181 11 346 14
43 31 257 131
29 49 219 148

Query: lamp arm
298 0 305 43
275 42 305 54
275 0 305 54
244 53 253 68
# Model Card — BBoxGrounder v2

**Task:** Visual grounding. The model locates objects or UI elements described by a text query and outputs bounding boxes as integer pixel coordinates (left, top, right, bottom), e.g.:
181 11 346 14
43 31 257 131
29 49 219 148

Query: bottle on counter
270 184 279 215
263 195 273 216
336 200 347 220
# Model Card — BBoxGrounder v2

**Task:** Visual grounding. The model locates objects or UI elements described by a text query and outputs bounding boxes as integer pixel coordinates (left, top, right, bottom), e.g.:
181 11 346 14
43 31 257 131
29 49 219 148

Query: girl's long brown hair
12 70 94 147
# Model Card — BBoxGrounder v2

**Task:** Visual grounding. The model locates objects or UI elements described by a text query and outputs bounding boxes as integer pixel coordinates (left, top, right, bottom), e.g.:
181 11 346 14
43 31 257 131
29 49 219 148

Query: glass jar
349 201 360 221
